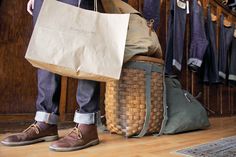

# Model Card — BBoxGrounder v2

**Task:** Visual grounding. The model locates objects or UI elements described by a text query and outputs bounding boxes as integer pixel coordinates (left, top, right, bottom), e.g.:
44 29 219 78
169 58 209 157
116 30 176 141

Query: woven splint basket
105 56 167 137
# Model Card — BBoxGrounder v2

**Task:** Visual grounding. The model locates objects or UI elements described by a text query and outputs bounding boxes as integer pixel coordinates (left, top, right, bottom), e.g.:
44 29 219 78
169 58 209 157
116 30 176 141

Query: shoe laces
67 125 83 140
23 123 40 134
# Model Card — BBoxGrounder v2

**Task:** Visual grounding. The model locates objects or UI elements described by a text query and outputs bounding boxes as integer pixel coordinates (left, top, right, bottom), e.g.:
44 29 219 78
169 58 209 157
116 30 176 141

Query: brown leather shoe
1 122 58 146
49 124 99 152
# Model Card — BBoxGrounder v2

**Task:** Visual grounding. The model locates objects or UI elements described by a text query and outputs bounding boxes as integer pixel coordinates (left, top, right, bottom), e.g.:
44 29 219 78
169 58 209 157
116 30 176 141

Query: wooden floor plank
0 117 236 157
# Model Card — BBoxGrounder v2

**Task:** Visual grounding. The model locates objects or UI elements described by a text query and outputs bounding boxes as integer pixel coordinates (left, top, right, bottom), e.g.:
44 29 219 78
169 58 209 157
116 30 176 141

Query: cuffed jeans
229 37 236 86
33 0 100 125
201 6 219 84
188 0 208 71
165 0 187 74
218 15 234 80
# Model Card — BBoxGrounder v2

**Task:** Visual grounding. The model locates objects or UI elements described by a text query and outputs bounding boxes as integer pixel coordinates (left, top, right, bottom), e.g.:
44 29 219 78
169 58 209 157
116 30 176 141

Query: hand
27 0 34 15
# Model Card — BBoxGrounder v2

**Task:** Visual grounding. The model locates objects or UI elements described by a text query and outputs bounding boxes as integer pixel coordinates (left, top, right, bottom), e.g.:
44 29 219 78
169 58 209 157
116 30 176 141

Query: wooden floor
0 117 236 157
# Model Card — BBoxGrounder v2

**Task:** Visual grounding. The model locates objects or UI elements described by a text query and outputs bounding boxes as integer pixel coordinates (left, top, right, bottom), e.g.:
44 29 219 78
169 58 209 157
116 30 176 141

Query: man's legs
2 0 101 151
49 0 101 151
35 69 61 124
74 80 100 123
50 80 100 151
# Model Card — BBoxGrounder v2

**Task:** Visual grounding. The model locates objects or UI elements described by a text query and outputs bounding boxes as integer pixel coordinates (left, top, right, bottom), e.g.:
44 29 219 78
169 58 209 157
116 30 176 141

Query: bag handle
78 0 81 6
94 0 98 12
78 0 98 12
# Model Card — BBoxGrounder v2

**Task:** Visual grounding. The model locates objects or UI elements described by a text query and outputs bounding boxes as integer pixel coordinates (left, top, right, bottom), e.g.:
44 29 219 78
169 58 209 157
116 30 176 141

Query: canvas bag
101 0 163 63
164 76 210 134
25 0 130 82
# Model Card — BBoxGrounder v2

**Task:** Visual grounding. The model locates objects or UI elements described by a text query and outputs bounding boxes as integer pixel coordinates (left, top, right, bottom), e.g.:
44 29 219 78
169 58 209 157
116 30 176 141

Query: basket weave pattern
105 60 164 137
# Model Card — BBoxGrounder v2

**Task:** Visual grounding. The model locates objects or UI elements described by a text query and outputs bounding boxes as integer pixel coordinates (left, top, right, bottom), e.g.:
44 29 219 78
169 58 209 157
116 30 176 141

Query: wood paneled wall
0 0 36 122
199 0 236 116
0 0 236 125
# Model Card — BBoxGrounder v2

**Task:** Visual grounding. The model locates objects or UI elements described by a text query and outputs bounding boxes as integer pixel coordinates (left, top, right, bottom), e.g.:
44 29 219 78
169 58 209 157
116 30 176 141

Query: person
1 0 101 152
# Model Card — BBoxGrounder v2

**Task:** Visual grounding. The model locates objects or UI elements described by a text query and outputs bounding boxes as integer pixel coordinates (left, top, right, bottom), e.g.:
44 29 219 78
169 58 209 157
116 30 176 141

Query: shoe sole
49 139 99 152
1 135 59 146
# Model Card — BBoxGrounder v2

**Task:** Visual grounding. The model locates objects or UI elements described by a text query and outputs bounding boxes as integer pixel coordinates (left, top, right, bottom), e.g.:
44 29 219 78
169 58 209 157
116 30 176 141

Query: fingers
32 0 34 10
27 0 33 15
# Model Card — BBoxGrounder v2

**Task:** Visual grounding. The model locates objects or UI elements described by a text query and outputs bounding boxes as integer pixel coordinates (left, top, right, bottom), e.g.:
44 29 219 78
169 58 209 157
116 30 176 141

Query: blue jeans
218 15 234 81
188 0 208 71
201 6 220 84
33 0 100 124
229 37 236 86
165 0 187 74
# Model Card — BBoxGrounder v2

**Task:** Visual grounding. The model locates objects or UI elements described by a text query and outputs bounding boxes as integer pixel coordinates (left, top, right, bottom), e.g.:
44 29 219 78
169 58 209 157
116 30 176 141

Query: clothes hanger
197 0 202 6
207 0 210 6
211 13 217 22
210 15 232 27
223 18 232 27
222 0 228 5
208 2 232 27
207 3 217 22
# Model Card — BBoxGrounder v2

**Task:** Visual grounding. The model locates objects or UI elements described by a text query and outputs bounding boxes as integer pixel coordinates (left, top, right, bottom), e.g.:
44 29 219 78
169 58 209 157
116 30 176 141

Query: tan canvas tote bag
25 0 130 82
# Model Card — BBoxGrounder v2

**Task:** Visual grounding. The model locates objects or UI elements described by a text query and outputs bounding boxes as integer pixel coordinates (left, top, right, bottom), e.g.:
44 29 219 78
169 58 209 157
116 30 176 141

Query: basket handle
124 61 160 137
130 56 164 64
135 64 152 137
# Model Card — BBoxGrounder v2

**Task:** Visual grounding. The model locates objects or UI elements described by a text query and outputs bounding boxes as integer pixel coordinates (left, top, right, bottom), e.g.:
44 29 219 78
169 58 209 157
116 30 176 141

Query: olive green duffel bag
164 76 210 134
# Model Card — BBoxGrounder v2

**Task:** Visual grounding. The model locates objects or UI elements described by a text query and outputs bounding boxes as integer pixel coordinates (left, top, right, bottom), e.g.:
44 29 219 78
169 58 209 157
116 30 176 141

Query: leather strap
124 61 164 137
154 70 168 137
